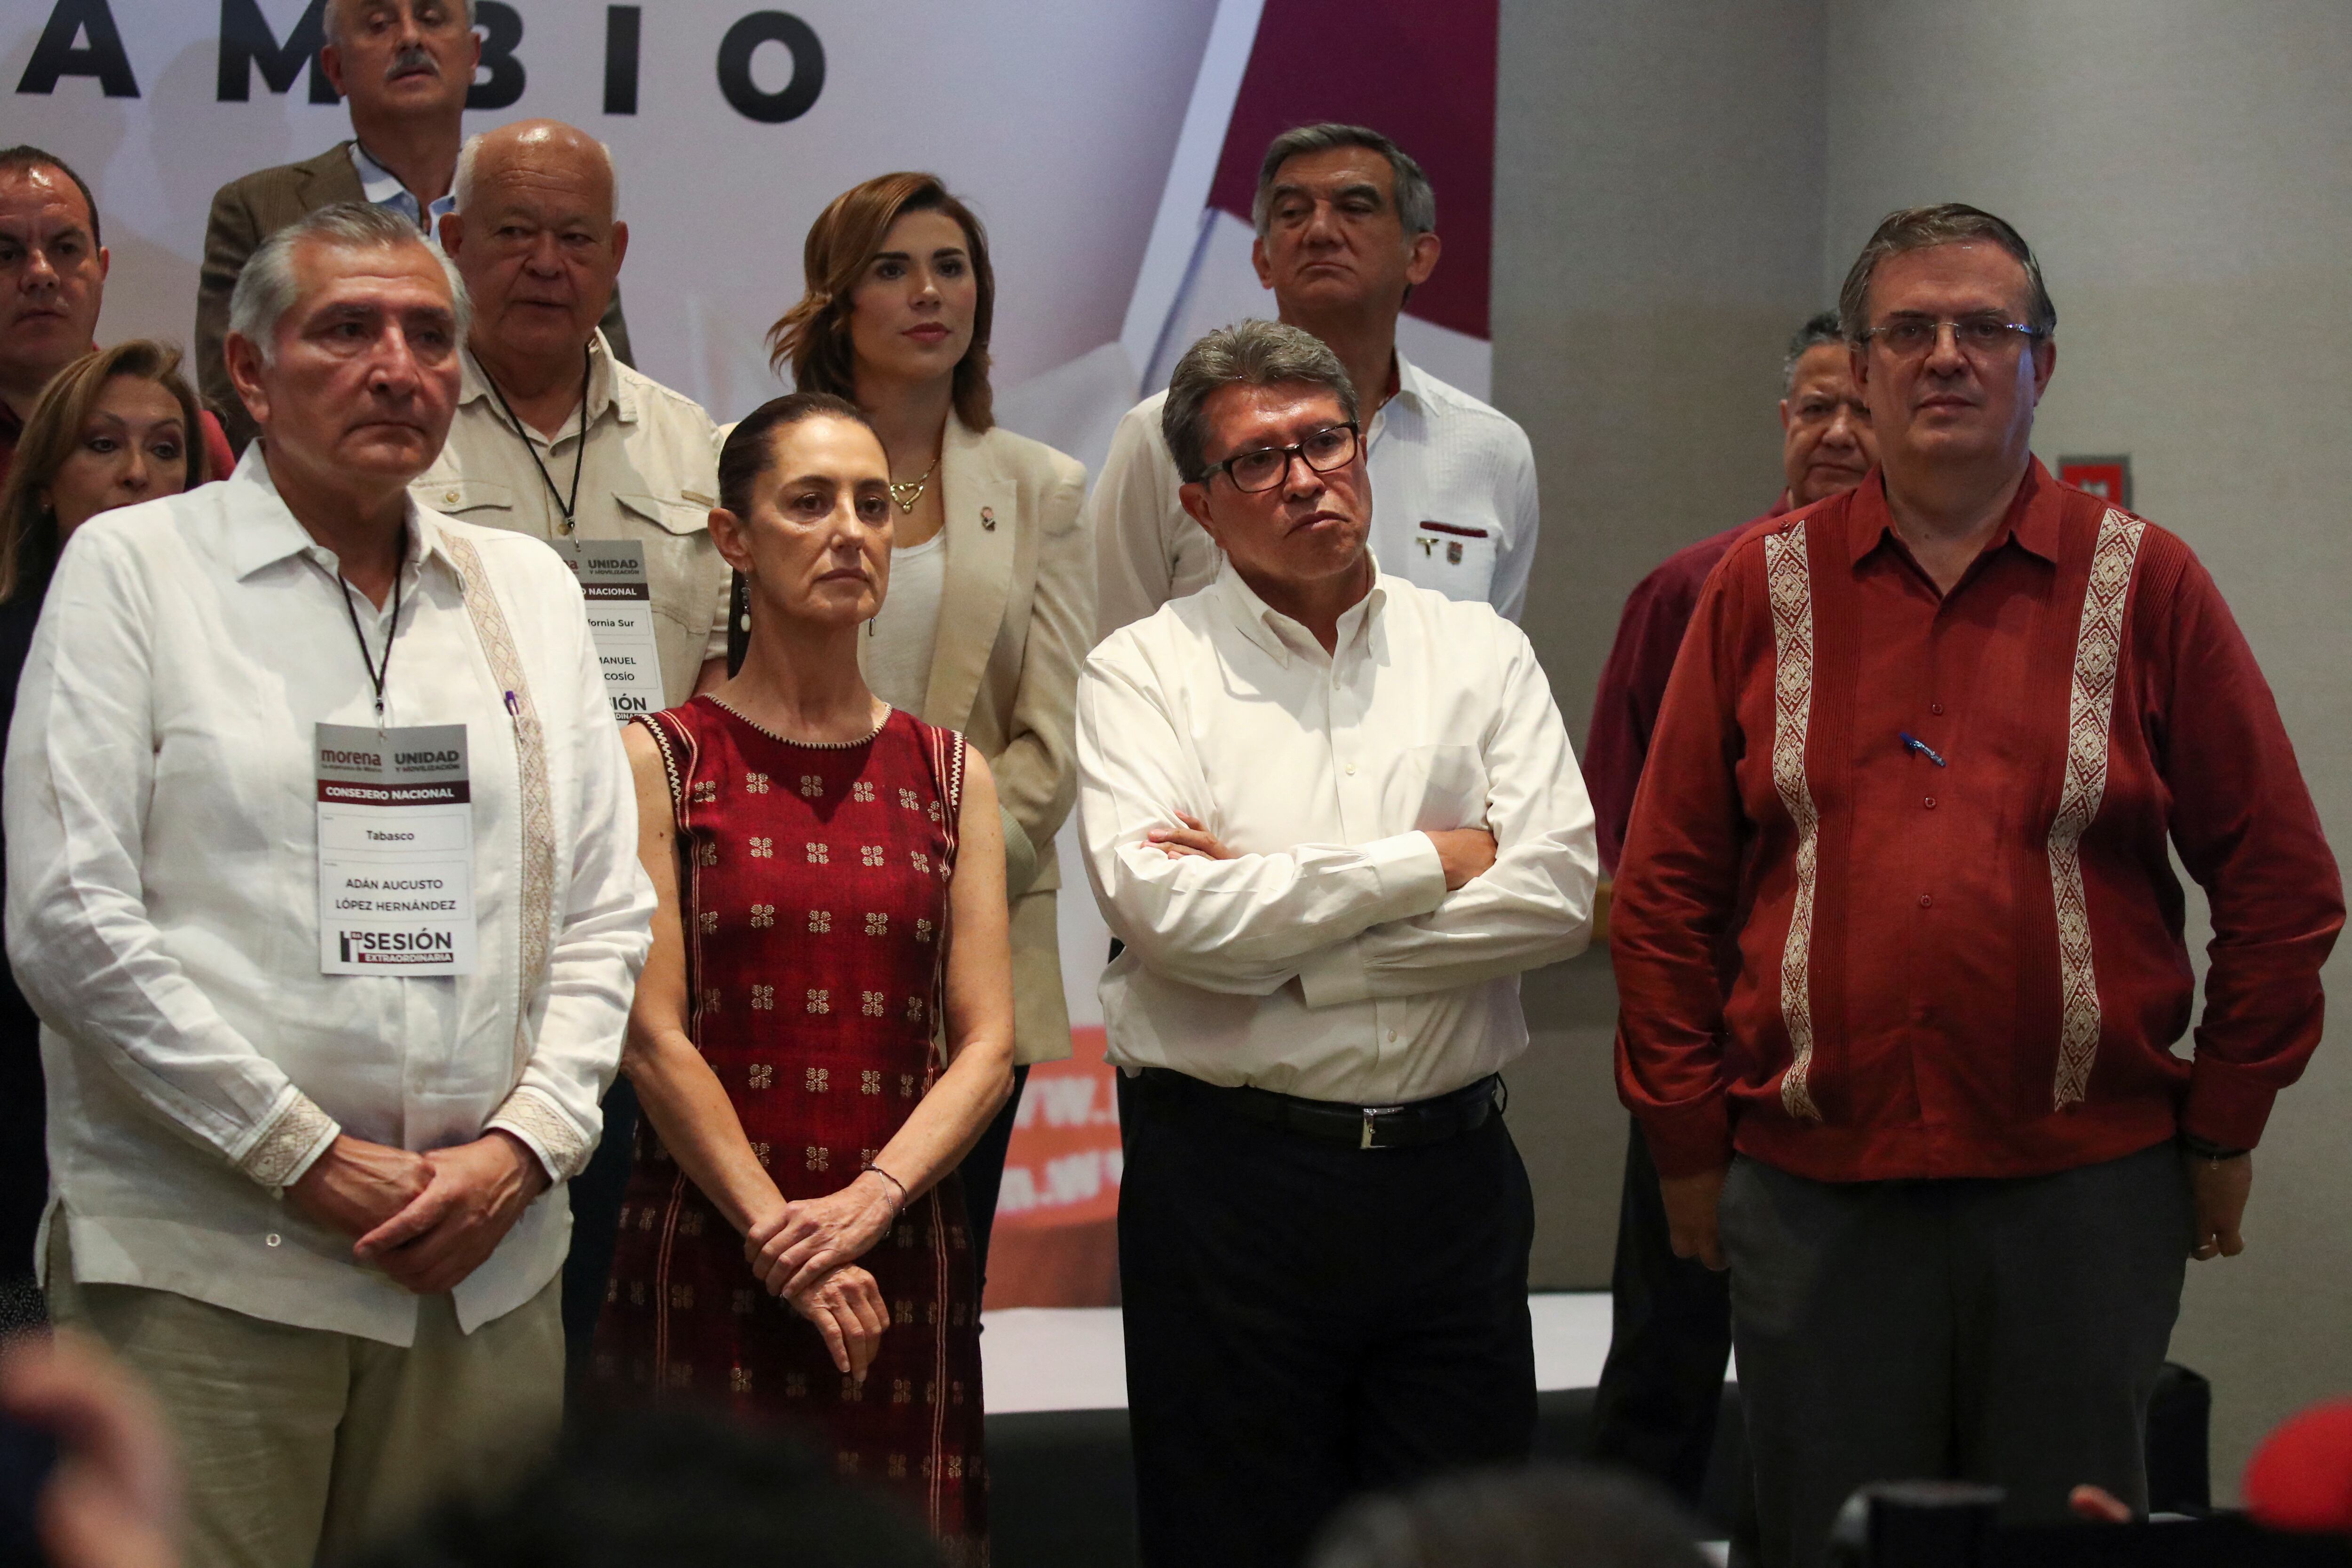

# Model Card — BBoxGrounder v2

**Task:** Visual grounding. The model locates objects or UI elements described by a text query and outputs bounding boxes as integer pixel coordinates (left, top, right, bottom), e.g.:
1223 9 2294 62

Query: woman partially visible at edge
595 391 1013 1559
0 340 209 1330
769 174 1090 1284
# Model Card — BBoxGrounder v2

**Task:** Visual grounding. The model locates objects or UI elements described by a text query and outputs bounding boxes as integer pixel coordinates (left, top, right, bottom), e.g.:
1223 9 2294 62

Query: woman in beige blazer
767 172 1090 1280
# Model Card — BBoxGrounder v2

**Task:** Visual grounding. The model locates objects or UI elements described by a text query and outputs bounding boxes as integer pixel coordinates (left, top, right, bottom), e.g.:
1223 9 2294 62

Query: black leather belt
1139 1068 1503 1151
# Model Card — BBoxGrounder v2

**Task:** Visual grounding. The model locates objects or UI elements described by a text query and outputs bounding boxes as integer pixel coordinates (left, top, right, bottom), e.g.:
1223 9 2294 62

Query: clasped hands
743 1172 904 1381
1149 811 1497 891
286 1130 549 1296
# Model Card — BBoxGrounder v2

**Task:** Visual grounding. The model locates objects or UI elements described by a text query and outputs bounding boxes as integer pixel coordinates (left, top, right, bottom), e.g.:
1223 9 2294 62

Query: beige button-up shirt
410 331 728 706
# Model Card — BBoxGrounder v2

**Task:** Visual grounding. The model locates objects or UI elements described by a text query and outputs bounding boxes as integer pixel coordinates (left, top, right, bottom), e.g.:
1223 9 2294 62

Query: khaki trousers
48 1226 563 1568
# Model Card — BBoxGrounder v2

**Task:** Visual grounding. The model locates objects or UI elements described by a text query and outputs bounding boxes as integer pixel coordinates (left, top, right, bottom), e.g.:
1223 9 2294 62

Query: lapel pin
980 506 997 531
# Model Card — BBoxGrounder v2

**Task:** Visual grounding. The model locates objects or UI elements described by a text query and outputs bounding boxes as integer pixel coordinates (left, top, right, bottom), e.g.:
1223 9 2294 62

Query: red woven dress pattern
594 699 985 1560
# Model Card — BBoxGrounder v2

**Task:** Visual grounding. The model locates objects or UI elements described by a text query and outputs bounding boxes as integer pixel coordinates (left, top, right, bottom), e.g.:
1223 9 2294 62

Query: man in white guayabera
7 201 652 1568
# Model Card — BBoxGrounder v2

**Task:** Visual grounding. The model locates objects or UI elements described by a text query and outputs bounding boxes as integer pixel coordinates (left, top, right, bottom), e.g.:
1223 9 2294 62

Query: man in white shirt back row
1090 123 1542 637
1077 319 1596 1568
8 203 654 1568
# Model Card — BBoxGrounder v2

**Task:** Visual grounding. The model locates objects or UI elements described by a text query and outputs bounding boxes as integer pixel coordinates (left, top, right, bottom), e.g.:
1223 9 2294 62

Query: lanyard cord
485 344 592 534
335 537 407 721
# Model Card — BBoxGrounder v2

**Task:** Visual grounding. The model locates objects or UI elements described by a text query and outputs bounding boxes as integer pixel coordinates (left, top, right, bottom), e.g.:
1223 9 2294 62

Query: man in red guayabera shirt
1611 204 2343 1568
1581 312 1875 1512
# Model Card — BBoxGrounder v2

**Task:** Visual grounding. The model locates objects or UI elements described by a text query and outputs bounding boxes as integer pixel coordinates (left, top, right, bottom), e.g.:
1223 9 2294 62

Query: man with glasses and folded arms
1091 123 1539 639
1077 319 1596 1568
1611 205 2342 1568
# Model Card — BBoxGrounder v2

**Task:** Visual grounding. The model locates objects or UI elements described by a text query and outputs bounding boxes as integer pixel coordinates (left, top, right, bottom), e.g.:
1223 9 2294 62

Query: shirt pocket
1394 520 1500 605
1403 742 1491 833
414 477 519 524
612 492 724 642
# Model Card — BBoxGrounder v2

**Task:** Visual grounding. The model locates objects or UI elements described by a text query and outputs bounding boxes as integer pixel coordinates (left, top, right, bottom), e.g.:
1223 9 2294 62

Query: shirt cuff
1635 1097 1733 1179
1371 831 1450 921
1297 938 1368 1008
488 1084 596 1183
238 1091 342 1194
2180 1058 2280 1154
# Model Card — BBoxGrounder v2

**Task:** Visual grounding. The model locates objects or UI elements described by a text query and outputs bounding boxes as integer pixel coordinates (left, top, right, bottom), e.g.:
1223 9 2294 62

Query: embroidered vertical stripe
1763 526 1825 1123
447 537 557 1078
2047 508 2146 1107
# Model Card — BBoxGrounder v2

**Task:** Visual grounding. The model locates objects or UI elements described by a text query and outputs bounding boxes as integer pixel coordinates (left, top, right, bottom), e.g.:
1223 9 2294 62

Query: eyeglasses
1859 316 2043 360
1208 422 1360 493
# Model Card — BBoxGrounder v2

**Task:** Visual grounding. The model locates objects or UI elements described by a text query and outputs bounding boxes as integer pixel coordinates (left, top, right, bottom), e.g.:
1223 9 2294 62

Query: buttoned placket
309 538 456 1162
1317 598 1408 1082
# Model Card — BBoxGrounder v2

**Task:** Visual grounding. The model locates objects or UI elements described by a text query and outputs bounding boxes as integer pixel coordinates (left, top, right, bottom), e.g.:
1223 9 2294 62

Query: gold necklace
888 451 941 515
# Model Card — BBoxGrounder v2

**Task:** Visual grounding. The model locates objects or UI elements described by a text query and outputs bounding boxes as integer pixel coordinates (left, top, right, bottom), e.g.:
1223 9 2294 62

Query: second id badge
551 538 665 719
316 723 477 975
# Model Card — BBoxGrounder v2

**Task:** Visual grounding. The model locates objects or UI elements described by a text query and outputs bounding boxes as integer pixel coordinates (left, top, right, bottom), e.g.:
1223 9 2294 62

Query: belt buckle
1359 1105 1402 1150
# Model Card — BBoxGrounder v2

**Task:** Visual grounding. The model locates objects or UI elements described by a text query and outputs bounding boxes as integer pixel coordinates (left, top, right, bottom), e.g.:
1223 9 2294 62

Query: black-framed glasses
1859 316 2043 359
1208 422 1360 493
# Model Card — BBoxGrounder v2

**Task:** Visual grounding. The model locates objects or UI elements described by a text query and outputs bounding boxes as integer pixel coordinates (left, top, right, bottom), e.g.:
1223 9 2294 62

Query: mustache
384 45 441 80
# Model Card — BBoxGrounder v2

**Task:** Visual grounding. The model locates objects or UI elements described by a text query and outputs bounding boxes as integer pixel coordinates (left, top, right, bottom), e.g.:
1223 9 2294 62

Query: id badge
1398 521 1500 604
316 723 477 975
551 538 665 718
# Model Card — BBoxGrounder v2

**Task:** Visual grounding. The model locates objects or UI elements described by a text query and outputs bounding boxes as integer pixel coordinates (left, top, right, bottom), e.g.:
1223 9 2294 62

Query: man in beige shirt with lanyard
410 118 726 1370
413 119 727 711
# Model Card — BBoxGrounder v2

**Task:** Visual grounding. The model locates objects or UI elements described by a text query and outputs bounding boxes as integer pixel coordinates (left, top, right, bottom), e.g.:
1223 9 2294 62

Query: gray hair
1781 310 1845 395
452 125 621 215
1252 123 1436 239
1160 319 1359 484
1837 203 2056 345
325 0 476 49
227 201 470 363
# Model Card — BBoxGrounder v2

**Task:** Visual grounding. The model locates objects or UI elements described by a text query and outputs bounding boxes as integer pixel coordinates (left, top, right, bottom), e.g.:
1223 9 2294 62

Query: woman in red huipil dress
595 393 1015 1563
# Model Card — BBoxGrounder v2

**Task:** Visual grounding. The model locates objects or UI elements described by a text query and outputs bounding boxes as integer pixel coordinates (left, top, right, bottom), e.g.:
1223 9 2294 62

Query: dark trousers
559 1077 638 1382
957 1062 1030 1288
1720 1141 2192 1568
1588 1114 1733 1505
1119 1070 1537 1568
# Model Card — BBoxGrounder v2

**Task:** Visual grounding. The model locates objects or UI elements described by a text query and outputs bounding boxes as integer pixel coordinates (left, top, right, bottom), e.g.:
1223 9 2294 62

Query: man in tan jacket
195 0 628 452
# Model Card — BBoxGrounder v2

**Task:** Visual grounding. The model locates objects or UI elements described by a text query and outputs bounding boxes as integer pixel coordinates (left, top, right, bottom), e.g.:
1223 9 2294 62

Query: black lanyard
485 345 592 534
335 537 407 722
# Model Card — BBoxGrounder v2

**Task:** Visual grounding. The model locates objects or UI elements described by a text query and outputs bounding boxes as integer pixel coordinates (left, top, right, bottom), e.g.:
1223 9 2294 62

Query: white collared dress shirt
1090 352 1542 641
409 331 729 706
1077 560 1596 1105
6 450 655 1344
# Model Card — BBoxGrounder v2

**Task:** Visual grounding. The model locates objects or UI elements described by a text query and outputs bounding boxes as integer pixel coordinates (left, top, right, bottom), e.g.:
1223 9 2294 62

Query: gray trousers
1719 1140 2192 1568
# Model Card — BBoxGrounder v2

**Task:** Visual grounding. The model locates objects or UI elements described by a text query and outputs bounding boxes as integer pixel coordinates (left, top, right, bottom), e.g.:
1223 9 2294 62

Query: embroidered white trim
490 1085 592 1181
1764 526 1825 1123
2048 508 2146 1108
445 536 556 1077
239 1092 340 1191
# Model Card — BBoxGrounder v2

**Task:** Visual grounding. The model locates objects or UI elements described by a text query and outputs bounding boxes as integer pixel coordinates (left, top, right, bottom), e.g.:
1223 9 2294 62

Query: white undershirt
864 531 946 715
